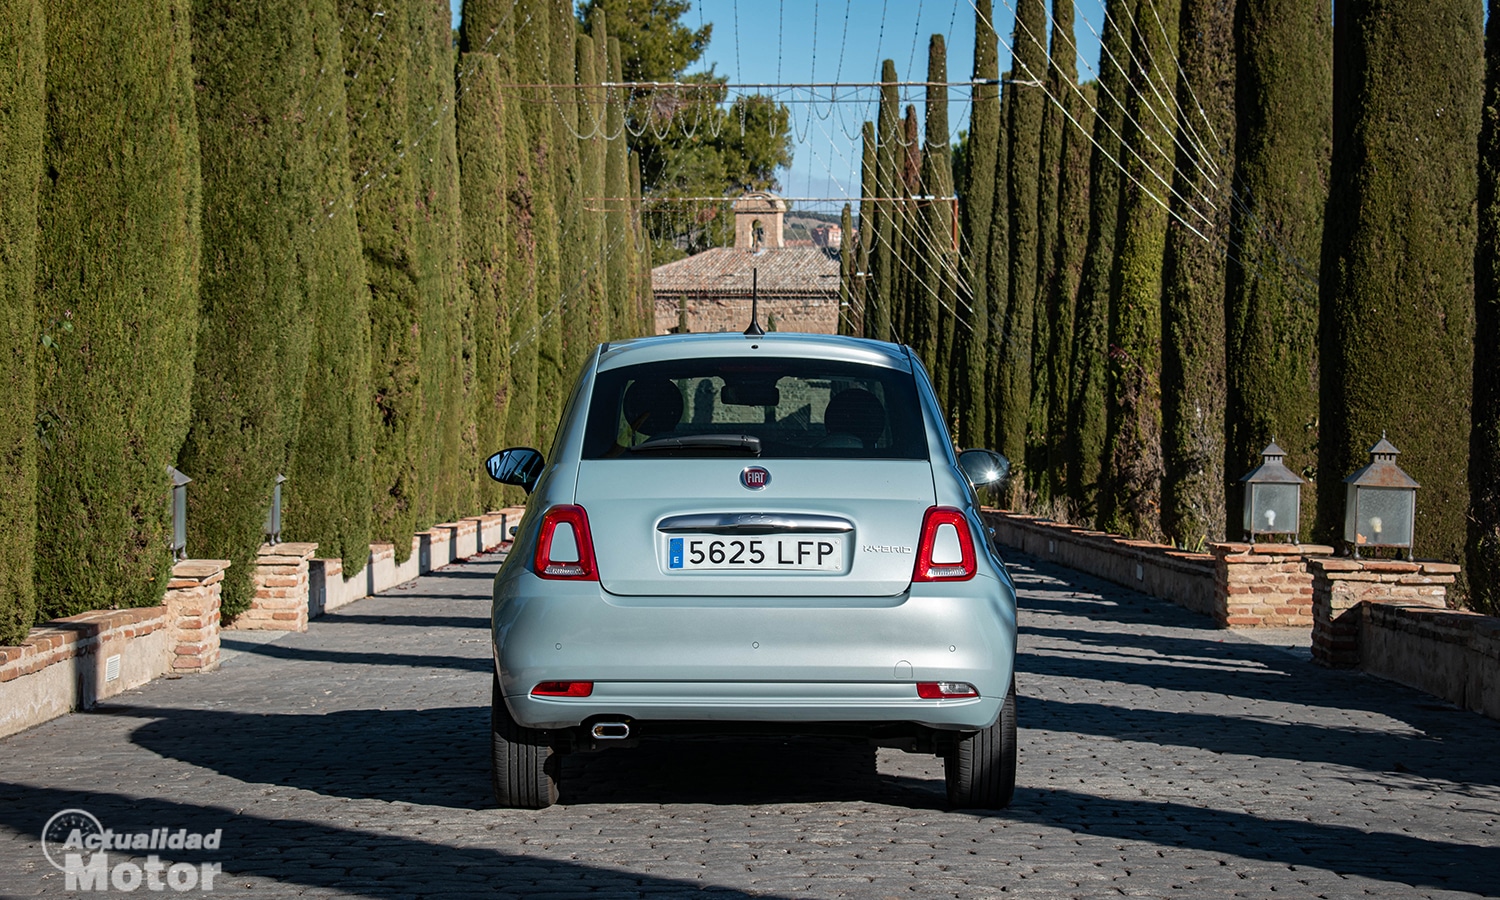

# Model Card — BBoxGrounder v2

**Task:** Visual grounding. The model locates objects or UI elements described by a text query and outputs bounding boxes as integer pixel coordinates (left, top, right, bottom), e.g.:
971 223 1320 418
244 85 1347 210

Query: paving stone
0 549 1497 898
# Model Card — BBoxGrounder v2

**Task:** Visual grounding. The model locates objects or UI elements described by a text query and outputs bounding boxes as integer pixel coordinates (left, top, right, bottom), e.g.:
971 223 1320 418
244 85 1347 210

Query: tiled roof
651 247 841 298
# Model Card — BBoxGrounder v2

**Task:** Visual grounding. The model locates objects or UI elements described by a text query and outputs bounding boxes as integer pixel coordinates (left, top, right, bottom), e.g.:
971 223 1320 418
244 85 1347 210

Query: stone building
652 192 841 335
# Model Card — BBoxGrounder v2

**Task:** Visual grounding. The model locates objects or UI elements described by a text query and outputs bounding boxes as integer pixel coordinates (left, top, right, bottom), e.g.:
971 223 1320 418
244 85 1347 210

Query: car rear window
581 357 928 460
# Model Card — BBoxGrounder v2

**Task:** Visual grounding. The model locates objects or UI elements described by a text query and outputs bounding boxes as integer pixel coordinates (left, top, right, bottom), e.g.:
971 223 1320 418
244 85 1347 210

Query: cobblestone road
1 549 1497 899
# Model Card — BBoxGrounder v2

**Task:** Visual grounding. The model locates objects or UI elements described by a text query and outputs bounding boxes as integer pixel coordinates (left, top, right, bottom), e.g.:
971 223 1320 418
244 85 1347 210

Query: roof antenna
744 267 765 337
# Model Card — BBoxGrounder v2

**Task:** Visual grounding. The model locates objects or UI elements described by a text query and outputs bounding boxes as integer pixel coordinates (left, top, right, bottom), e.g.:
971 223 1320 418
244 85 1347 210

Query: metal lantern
1240 440 1303 543
264 474 287 546
1343 434 1419 559
167 466 191 560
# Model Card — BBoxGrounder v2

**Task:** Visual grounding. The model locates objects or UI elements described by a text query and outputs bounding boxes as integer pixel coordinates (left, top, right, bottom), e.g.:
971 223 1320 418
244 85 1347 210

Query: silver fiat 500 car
485 331 1017 809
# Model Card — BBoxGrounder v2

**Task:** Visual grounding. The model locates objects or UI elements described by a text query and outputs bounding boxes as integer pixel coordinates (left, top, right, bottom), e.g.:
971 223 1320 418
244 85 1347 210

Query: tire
491 674 559 809
944 683 1017 809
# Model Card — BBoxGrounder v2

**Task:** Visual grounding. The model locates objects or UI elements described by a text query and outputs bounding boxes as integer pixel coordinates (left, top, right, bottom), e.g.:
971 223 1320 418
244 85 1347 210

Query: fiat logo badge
741 466 771 490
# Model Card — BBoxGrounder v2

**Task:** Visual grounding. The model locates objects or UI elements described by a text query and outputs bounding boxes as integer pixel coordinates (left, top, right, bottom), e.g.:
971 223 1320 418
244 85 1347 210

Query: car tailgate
578 458 936 597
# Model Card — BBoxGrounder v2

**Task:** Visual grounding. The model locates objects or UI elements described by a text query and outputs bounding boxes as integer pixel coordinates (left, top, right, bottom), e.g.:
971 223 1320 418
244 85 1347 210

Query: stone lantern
1240 440 1303 543
1343 434 1419 560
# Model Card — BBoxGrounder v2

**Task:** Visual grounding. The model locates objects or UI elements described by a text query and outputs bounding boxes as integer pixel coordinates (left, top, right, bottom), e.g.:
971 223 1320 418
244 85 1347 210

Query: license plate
666 535 846 572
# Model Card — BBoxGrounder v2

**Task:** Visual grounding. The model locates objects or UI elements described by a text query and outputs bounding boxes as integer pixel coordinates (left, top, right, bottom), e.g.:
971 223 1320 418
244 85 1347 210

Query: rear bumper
491 569 1017 732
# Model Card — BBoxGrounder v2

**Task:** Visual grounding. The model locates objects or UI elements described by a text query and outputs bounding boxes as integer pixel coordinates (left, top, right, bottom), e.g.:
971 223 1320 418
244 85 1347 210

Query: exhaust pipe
590 721 631 740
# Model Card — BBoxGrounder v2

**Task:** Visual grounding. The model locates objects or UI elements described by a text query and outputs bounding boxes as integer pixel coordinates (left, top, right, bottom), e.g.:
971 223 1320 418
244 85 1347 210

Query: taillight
912 506 977 582
917 681 979 699
531 681 594 697
533 505 599 580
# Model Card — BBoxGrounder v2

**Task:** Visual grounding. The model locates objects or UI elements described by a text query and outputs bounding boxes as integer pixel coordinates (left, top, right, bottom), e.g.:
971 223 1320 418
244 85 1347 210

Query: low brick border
164 559 230 671
0 558 230 739
1210 542 1333 628
981 510 1218 617
0 506 525 739
231 542 318 632
1361 603 1500 719
1310 558 1458 667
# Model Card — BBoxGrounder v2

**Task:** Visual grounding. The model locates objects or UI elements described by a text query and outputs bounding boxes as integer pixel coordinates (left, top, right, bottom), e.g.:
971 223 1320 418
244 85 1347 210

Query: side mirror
957 449 1010 489
485 447 545 494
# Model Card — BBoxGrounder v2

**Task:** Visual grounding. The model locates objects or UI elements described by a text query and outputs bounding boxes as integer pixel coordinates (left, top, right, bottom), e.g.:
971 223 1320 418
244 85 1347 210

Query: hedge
1317 0 1483 570
285 0 374 579
34 0 201 618
1160 0 1236 545
457 51 512 510
179 0 318 618
1224 0 1331 542
1064 0 1132 521
1470 3 1500 614
0 0 42 644
1100 0 1178 540
342 0 422 561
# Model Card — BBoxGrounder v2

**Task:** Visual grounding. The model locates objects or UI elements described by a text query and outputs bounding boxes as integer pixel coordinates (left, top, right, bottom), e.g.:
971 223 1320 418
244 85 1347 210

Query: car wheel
943 682 1016 809
491 673 560 809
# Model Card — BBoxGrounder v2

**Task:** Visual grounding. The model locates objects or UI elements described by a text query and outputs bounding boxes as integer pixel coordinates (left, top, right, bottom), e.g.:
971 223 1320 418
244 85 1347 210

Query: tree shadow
120 704 946 811
216 638 492 673
559 737 949 809
0 783 774 899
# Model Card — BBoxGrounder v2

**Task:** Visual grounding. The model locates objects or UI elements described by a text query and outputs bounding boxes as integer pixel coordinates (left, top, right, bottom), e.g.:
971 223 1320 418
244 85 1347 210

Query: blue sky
451 1 1111 207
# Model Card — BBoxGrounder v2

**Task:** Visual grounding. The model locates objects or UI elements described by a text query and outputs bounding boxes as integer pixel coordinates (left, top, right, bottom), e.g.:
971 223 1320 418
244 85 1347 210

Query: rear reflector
912 507 977 582
531 681 594 697
534 505 599 580
917 681 979 700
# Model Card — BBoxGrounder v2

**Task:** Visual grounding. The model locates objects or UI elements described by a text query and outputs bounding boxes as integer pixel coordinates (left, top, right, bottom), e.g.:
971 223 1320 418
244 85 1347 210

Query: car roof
596 332 913 372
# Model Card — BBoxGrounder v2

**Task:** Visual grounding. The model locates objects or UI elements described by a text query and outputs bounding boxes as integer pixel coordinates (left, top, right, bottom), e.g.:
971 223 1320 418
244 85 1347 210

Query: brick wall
164 559 229 671
1211 543 1331 627
0 558 229 738
233 542 318 632
981 510 1219 617
1310 558 1456 667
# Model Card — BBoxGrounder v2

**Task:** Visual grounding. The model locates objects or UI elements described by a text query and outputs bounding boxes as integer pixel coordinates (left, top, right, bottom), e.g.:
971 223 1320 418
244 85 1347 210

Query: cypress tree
464 0 541 487
286 0 374 578
1160 0 1237 545
343 0 422 559
1001 0 1048 476
630 153 654 335
897 104 923 344
985 79 1012 458
1030 0 1076 500
960 0 999 449
460 0 509 53
577 34 609 350
1225 0 1331 541
407 0 473 526
840 203 856 336
918 36 957 382
872 60 900 343
1044 81 1096 501
516 0 564 450
605 35 638 338
1471 0 1500 614
1101 0 1180 539
549 0 589 375
0 0 41 643
1317 0 1482 566
1066 0 1133 520
458 51 511 509
180 0 319 617
436 0 476 522
857 121 877 337
35 0 201 617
